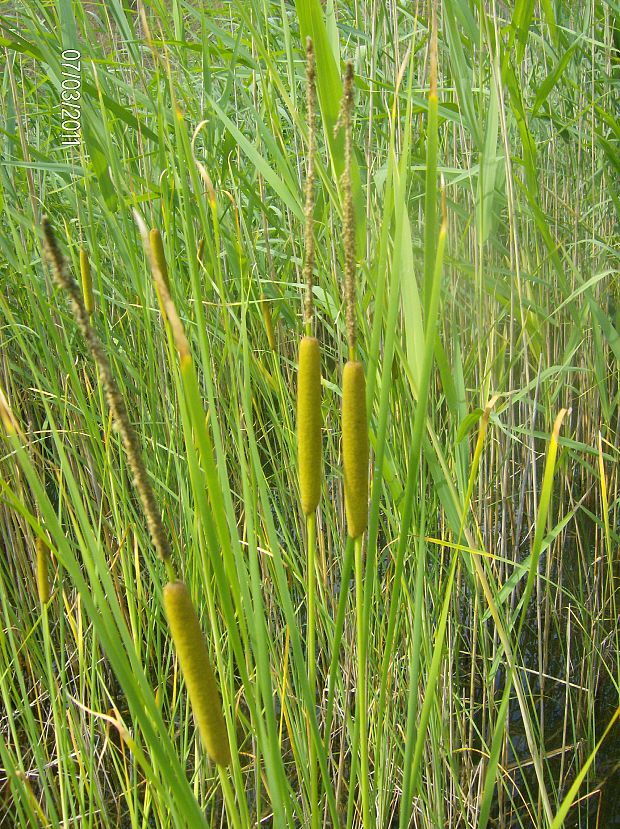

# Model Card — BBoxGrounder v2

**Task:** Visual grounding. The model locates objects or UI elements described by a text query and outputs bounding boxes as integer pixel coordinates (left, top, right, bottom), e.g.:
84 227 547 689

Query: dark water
476 540 620 828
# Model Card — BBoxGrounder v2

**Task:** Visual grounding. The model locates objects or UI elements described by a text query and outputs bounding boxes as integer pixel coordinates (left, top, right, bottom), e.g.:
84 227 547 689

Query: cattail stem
354 534 371 829
306 511 320 829
163 581 232 767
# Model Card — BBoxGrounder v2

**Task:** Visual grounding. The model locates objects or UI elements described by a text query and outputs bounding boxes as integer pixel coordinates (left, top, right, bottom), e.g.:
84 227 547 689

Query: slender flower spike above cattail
342 360 368 538
163 581 231 767
297 335 322 515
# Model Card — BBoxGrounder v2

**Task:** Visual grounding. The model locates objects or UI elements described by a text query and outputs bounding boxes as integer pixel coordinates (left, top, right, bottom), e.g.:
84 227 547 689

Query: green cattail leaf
342 360 368 538
80 247 94 316
163 581 231 767
297 336 322 515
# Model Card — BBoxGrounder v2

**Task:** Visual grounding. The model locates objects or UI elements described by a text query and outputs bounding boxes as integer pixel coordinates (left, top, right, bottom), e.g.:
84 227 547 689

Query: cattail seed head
149 228 170 291
163 581 231 767
297 336 322 515
80 247 94 316
342 360 368 538
36 537 50 605
260 298 277 351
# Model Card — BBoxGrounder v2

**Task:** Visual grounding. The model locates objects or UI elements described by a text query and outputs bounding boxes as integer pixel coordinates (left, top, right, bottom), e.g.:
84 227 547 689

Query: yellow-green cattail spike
261 298 277 351
297 336 322 516
149 228 170 291
342 360 368 538
80 247 94 316
163 581 231 767
36 537 50 605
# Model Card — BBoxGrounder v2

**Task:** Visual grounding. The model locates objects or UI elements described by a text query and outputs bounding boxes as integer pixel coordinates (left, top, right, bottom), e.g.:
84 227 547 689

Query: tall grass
1 1 619 827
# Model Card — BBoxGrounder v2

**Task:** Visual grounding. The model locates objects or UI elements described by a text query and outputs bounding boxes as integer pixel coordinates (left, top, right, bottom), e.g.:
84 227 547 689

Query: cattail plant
336 60 372 829
338 62 369 541
296 38 322 828
297 37 322 519
136 213 235 772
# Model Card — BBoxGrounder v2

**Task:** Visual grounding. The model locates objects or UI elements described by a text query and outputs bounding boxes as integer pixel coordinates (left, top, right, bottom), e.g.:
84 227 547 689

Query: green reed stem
219 768 243 829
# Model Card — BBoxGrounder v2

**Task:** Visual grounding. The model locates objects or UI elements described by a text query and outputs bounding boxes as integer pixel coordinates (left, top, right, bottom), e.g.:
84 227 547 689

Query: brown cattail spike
80 247 94 316
342 360 368 538
297 336 322 515
36 537 50 605
163 581 231 766
303 38 316 332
